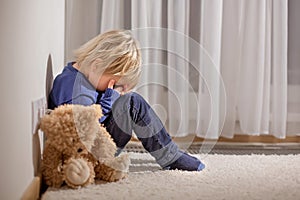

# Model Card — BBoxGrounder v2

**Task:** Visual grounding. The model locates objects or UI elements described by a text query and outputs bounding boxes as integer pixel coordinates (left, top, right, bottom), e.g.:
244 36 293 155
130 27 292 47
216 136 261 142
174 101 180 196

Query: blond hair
74 30 142 89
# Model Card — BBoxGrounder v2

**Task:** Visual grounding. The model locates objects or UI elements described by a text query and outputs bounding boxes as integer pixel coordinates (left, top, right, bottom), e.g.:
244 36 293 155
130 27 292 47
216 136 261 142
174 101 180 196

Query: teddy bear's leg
42 144 65 187
95 154 130 182
90 126 117 160
63 157 95 188
95 163 127 182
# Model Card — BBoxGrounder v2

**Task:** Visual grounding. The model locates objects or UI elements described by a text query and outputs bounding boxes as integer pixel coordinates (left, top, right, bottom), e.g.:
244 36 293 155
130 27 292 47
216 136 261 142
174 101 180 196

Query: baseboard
21 176 41 200
131 134 300 144
192 134 300 143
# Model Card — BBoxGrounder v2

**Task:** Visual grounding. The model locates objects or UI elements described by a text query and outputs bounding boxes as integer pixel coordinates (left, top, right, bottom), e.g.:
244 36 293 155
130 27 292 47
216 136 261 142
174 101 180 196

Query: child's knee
130 92 150 107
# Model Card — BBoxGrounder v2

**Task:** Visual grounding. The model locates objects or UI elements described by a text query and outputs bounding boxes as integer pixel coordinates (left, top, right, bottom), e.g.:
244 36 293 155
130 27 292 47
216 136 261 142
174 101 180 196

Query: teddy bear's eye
77 148 83 153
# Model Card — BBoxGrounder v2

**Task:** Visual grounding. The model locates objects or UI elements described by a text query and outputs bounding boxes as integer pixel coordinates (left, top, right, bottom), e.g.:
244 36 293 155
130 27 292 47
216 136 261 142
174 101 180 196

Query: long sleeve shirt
48 62 120 123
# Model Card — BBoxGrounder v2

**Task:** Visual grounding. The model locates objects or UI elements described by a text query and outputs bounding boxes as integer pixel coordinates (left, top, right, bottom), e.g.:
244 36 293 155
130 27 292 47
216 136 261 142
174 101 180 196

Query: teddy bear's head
40 104 103 156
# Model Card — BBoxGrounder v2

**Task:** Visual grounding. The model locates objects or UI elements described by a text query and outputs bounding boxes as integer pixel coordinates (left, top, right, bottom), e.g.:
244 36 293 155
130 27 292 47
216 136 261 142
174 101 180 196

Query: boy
49 30 205 171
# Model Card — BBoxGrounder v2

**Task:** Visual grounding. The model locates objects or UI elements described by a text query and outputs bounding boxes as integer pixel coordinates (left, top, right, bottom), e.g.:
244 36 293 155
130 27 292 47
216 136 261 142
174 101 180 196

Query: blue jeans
103 92 182 168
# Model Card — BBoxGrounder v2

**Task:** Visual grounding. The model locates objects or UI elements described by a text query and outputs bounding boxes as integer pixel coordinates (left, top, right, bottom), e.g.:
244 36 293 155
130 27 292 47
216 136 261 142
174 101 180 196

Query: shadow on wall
46 54 54 107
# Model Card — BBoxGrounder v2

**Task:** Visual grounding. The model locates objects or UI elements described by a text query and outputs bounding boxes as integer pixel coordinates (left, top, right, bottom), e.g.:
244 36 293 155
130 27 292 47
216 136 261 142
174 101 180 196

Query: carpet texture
42 152 300 200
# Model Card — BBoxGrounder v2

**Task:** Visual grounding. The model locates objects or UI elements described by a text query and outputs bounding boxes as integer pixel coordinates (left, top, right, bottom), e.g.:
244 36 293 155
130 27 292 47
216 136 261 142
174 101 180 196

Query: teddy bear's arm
41 144 64 188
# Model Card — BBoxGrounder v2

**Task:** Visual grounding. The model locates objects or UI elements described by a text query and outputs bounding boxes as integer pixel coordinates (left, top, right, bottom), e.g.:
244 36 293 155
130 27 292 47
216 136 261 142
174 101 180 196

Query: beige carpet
42 152 300 200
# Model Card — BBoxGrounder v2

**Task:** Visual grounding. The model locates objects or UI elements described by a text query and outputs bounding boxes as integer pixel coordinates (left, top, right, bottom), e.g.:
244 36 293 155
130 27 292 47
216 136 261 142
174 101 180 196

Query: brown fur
40 104 130 188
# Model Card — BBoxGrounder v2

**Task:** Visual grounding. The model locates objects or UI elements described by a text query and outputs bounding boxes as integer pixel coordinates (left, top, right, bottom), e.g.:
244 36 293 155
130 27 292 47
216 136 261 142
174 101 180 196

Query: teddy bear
39 104 130 188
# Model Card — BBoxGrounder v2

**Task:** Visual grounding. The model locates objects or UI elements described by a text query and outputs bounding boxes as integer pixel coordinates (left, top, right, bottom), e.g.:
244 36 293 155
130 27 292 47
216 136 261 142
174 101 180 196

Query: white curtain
66 0 300 139
220 0 288 138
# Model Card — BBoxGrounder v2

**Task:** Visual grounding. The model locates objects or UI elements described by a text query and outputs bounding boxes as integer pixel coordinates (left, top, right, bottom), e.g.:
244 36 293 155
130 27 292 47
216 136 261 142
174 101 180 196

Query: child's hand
108 80 128 95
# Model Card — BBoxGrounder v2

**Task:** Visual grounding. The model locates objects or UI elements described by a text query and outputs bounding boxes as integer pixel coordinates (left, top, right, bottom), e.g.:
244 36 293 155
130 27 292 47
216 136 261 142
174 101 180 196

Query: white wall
0 1 65 199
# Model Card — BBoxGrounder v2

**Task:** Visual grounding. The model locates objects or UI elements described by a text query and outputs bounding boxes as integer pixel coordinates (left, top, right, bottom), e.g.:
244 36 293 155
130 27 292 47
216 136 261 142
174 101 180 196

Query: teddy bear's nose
77 148 83 153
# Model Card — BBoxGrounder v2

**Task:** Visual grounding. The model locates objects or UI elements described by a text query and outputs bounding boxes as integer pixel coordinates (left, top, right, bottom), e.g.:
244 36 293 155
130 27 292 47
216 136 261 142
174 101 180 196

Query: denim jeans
103 92 182 168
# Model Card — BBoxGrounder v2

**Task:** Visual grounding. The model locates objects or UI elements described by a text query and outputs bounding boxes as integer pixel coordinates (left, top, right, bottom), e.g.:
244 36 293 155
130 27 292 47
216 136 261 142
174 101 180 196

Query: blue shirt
48 62 120 123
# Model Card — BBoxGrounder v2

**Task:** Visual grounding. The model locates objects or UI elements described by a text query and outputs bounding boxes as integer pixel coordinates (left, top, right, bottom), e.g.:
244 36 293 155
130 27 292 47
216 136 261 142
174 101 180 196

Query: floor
42 152 300 200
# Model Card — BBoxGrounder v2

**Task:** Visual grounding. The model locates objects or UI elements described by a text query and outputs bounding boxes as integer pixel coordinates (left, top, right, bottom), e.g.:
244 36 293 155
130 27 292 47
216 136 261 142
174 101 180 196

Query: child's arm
97 80 121 123
98 88 120 118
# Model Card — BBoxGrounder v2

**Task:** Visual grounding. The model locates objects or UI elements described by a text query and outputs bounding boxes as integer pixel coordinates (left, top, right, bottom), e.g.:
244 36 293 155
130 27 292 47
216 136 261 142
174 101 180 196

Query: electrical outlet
32 97 47 135
32 97 47 176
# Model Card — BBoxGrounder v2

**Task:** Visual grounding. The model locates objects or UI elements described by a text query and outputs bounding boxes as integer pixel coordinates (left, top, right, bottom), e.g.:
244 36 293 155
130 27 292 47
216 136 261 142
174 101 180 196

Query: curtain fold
237 0 273 135
101 0 125 32
66 0 299 139
131 0 168 109
220 0 242 138
197 0 224 139
271 0 288 138
167 0 190 136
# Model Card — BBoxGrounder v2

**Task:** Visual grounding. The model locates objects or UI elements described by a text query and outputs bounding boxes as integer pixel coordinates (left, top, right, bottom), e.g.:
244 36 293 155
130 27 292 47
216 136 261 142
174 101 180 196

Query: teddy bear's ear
40 113 57 139
40 105 74 138
72 105 100 151
91 104 103 119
